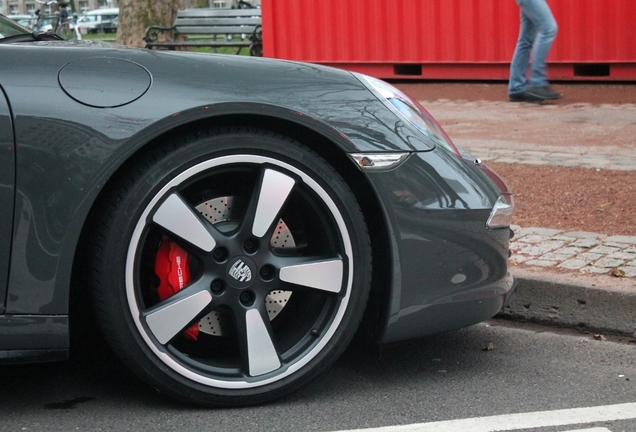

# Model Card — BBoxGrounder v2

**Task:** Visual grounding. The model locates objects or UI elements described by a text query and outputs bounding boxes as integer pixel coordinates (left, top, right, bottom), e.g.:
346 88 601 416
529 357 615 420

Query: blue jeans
508 0 558 95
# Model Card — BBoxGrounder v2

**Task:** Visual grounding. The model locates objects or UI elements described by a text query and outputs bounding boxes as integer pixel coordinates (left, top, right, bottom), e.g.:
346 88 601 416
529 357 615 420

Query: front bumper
358 148 517 343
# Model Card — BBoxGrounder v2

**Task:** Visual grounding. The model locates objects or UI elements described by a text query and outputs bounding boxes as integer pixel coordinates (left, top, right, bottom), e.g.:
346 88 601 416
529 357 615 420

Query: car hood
0 41 434 153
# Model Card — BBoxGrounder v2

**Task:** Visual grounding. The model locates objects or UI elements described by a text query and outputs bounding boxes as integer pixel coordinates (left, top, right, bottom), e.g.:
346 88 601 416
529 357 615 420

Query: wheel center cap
227 256 255 288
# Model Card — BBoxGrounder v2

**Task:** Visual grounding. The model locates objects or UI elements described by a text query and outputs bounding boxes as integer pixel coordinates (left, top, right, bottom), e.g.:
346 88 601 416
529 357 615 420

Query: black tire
89 127 371 406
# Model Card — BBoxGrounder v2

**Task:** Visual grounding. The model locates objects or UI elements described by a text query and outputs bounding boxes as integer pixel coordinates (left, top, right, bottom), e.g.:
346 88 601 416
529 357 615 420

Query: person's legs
508 7 537 95
517 0 558 87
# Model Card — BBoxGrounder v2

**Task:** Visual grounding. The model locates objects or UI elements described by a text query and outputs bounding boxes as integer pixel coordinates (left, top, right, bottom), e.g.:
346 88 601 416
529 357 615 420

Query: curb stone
499 267 636 337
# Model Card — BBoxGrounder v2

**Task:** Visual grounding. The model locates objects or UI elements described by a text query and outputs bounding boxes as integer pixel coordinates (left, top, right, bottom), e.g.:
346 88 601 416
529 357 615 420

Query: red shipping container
261 0 636 81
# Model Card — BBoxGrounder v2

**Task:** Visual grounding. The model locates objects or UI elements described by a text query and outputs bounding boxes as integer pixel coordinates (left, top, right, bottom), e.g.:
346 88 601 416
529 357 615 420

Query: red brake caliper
154 236 199 340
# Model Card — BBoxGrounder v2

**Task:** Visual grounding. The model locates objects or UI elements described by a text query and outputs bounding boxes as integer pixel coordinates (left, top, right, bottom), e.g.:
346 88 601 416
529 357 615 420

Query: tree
116 0 185 47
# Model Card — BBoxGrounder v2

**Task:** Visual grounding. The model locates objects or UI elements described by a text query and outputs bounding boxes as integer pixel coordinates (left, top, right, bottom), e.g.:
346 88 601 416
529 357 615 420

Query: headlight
486 194 515 229
355 74 461 157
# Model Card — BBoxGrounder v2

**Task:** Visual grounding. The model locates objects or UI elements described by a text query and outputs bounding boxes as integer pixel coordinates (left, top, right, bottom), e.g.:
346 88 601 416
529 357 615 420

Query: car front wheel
89 127 372 406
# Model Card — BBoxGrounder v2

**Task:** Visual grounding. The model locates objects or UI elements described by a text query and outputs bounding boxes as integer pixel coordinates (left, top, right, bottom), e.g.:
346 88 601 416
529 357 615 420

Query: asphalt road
1 320 635 432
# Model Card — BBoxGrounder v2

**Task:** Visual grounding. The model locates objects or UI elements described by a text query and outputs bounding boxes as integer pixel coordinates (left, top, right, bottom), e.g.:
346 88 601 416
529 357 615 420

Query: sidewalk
420 97 636 337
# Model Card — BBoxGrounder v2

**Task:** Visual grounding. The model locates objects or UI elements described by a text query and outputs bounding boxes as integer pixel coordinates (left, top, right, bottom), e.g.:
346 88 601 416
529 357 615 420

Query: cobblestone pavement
421 99 636 279
510 226 636 278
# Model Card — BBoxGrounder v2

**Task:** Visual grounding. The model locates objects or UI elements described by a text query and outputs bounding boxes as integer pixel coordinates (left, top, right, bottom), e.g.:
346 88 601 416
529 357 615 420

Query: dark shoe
526 85 562 100
509 91 545 103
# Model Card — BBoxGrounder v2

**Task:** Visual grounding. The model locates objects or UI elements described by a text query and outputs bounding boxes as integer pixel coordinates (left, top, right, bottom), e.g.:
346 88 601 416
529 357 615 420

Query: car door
0 86 15 313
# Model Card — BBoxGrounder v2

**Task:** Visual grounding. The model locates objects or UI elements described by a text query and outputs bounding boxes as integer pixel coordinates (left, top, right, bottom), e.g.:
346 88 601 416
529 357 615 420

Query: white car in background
76 7 117 34
7 14 35 28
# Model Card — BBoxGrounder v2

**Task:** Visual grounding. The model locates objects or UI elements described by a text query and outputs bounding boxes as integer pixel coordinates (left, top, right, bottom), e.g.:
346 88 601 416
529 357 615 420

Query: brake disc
195 197 293 337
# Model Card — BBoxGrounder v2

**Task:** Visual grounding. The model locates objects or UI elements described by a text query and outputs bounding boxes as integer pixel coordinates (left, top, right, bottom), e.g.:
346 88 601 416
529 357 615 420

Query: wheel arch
69 112 392 342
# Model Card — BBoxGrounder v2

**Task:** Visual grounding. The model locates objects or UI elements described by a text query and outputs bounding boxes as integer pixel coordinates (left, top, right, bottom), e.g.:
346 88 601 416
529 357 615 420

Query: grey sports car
0 14 516 406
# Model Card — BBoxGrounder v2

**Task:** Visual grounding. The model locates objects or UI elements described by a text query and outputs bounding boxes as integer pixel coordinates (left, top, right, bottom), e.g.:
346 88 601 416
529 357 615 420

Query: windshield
0 13 31 38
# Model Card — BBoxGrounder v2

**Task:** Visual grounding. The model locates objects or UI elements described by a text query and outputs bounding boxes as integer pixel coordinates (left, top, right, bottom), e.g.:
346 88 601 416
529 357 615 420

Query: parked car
0 13 516 407
93 15 116 33
75 7 117 34
11 8 79 40
7 13 34 28
33 16 54 32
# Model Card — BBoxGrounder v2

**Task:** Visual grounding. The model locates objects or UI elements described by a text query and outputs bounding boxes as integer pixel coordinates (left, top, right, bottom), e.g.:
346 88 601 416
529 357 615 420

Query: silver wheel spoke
279 259 344 293
252 169 295 238
152 193 216 252
145 282 213 345
245 309 281 376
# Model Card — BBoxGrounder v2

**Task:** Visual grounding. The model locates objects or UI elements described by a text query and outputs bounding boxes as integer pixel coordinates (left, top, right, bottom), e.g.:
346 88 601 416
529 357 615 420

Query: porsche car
0 14 516 406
